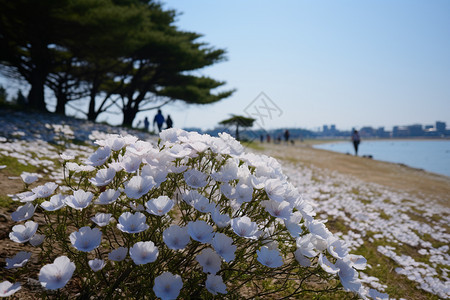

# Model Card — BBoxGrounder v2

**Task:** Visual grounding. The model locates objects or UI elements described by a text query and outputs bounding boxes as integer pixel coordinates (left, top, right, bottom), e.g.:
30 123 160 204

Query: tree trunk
27 67 48 112
122 106 138 128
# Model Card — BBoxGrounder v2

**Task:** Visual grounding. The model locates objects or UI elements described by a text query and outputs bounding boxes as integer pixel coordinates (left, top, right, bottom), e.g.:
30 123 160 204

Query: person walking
143 117 149 131
352 129 361 156
166 115 173 129
153 109 165 133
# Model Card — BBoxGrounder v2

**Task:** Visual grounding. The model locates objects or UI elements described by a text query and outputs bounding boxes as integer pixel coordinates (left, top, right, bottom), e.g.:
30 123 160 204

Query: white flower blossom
0 281 21 297
163 225 190 250
91 213 113 227
109 247 128 261
95 189 121 205
153 272 183 300
39 256 75 290
65 190 94 210
196 248 222 274
205 274 227 295
5 251 32 269
89 167 116 186
88 259 106 272
10 221 38 243
11 202 36 221
256 246 283 268
70 226 102 252
41 194 66 211
32 182 58 198
212 232 236 262
187 221 214 243
146 196 174 216
184 169 208 188
129 241 159 265
124 175 156 199
117 212 149 233
231 216 261 239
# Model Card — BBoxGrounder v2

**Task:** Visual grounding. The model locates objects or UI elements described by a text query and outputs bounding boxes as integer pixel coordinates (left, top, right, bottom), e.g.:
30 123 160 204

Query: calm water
313 140 450 177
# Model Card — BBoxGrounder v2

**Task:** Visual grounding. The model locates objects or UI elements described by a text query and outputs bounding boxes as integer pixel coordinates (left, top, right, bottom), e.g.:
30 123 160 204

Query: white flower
39 256 75 290
129 241 159 265
318 253 339 274
205 274 227 295
117 212 149 233
11 202 36 221
126 140 152 157
220 183 234 199
294 249 311 267
284 211 303 238
345 254 367 270
184 169 208 188
261 200 292 220
187 221 214 243
5 251 32 269
196 248 222 274
146 196 174 216
368 289 389 300
234 184 253 204
120 154 142 173
66 162 95 172
32 182 58 198
211 209 231 228
296 234 317 258
20 172 39 184
264 178 286 202
308 221 332 240
88 259 106 272
86 146 111 166
193 195 215 213
29 234 45 246
109 247 128 261
141 165 168 185
256 246 283 268
0 281 21 297
153 272 183 300
89 167 116 186
41 194 66 211
212 233 236 262
335 259 362 293
13 191 36 202
70 226 102 252
91 213 113 227
95 189 121 205
231 216 260 239
124 175 156 199
65 190 93 210
327 236 349 259
9 221 38 243
181 190 202 206
163 225 190 250
211 159 238 182
60 153 75 160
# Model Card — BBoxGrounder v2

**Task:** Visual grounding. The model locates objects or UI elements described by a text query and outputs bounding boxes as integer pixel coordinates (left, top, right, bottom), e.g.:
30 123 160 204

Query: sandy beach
260 141 450 207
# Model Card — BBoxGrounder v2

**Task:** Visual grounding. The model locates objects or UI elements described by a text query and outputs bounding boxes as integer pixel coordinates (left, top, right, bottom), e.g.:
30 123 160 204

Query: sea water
313 140 450 177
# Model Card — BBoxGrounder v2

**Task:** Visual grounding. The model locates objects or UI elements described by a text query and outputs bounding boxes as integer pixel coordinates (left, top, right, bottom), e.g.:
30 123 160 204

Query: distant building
436 121 446 134
408 124 423 137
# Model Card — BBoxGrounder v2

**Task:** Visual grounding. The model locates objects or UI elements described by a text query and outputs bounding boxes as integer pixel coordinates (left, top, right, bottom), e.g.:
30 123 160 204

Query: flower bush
3 129 382 299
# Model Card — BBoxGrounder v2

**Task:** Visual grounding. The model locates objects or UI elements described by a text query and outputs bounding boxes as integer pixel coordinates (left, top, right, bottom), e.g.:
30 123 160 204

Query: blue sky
2 0 449 132
155 0 450 131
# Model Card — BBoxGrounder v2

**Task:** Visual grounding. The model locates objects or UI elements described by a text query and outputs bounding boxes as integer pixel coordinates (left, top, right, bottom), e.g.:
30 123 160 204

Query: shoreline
258 142 450 208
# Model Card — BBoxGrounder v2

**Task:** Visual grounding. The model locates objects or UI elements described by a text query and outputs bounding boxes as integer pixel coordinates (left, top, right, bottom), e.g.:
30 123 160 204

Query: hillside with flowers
1 109 449 299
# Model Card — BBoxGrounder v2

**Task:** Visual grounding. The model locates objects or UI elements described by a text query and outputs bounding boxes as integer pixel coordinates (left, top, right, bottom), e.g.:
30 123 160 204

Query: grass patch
325 217 349 235
379 210 390 220
0 155 39 176
0 194 14 209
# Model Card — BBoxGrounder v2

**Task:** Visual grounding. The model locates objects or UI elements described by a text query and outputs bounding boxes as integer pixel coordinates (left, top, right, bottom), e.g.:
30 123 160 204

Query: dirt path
259 143 450 207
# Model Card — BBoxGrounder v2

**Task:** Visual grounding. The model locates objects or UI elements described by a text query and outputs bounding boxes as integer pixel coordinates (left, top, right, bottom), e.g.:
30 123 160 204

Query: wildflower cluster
3 129 375 299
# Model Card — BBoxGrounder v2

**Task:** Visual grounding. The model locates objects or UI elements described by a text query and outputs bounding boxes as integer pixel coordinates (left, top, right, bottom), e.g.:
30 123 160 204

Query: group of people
143 109 173 133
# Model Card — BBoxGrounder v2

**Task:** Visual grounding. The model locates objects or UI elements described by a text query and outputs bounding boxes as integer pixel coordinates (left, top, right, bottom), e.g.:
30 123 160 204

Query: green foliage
0 0 233 125
0 155 40 176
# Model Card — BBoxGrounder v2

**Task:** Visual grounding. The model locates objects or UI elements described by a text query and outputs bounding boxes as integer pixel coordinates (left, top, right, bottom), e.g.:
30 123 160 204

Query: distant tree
219 115 256 141
0 85 8 104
